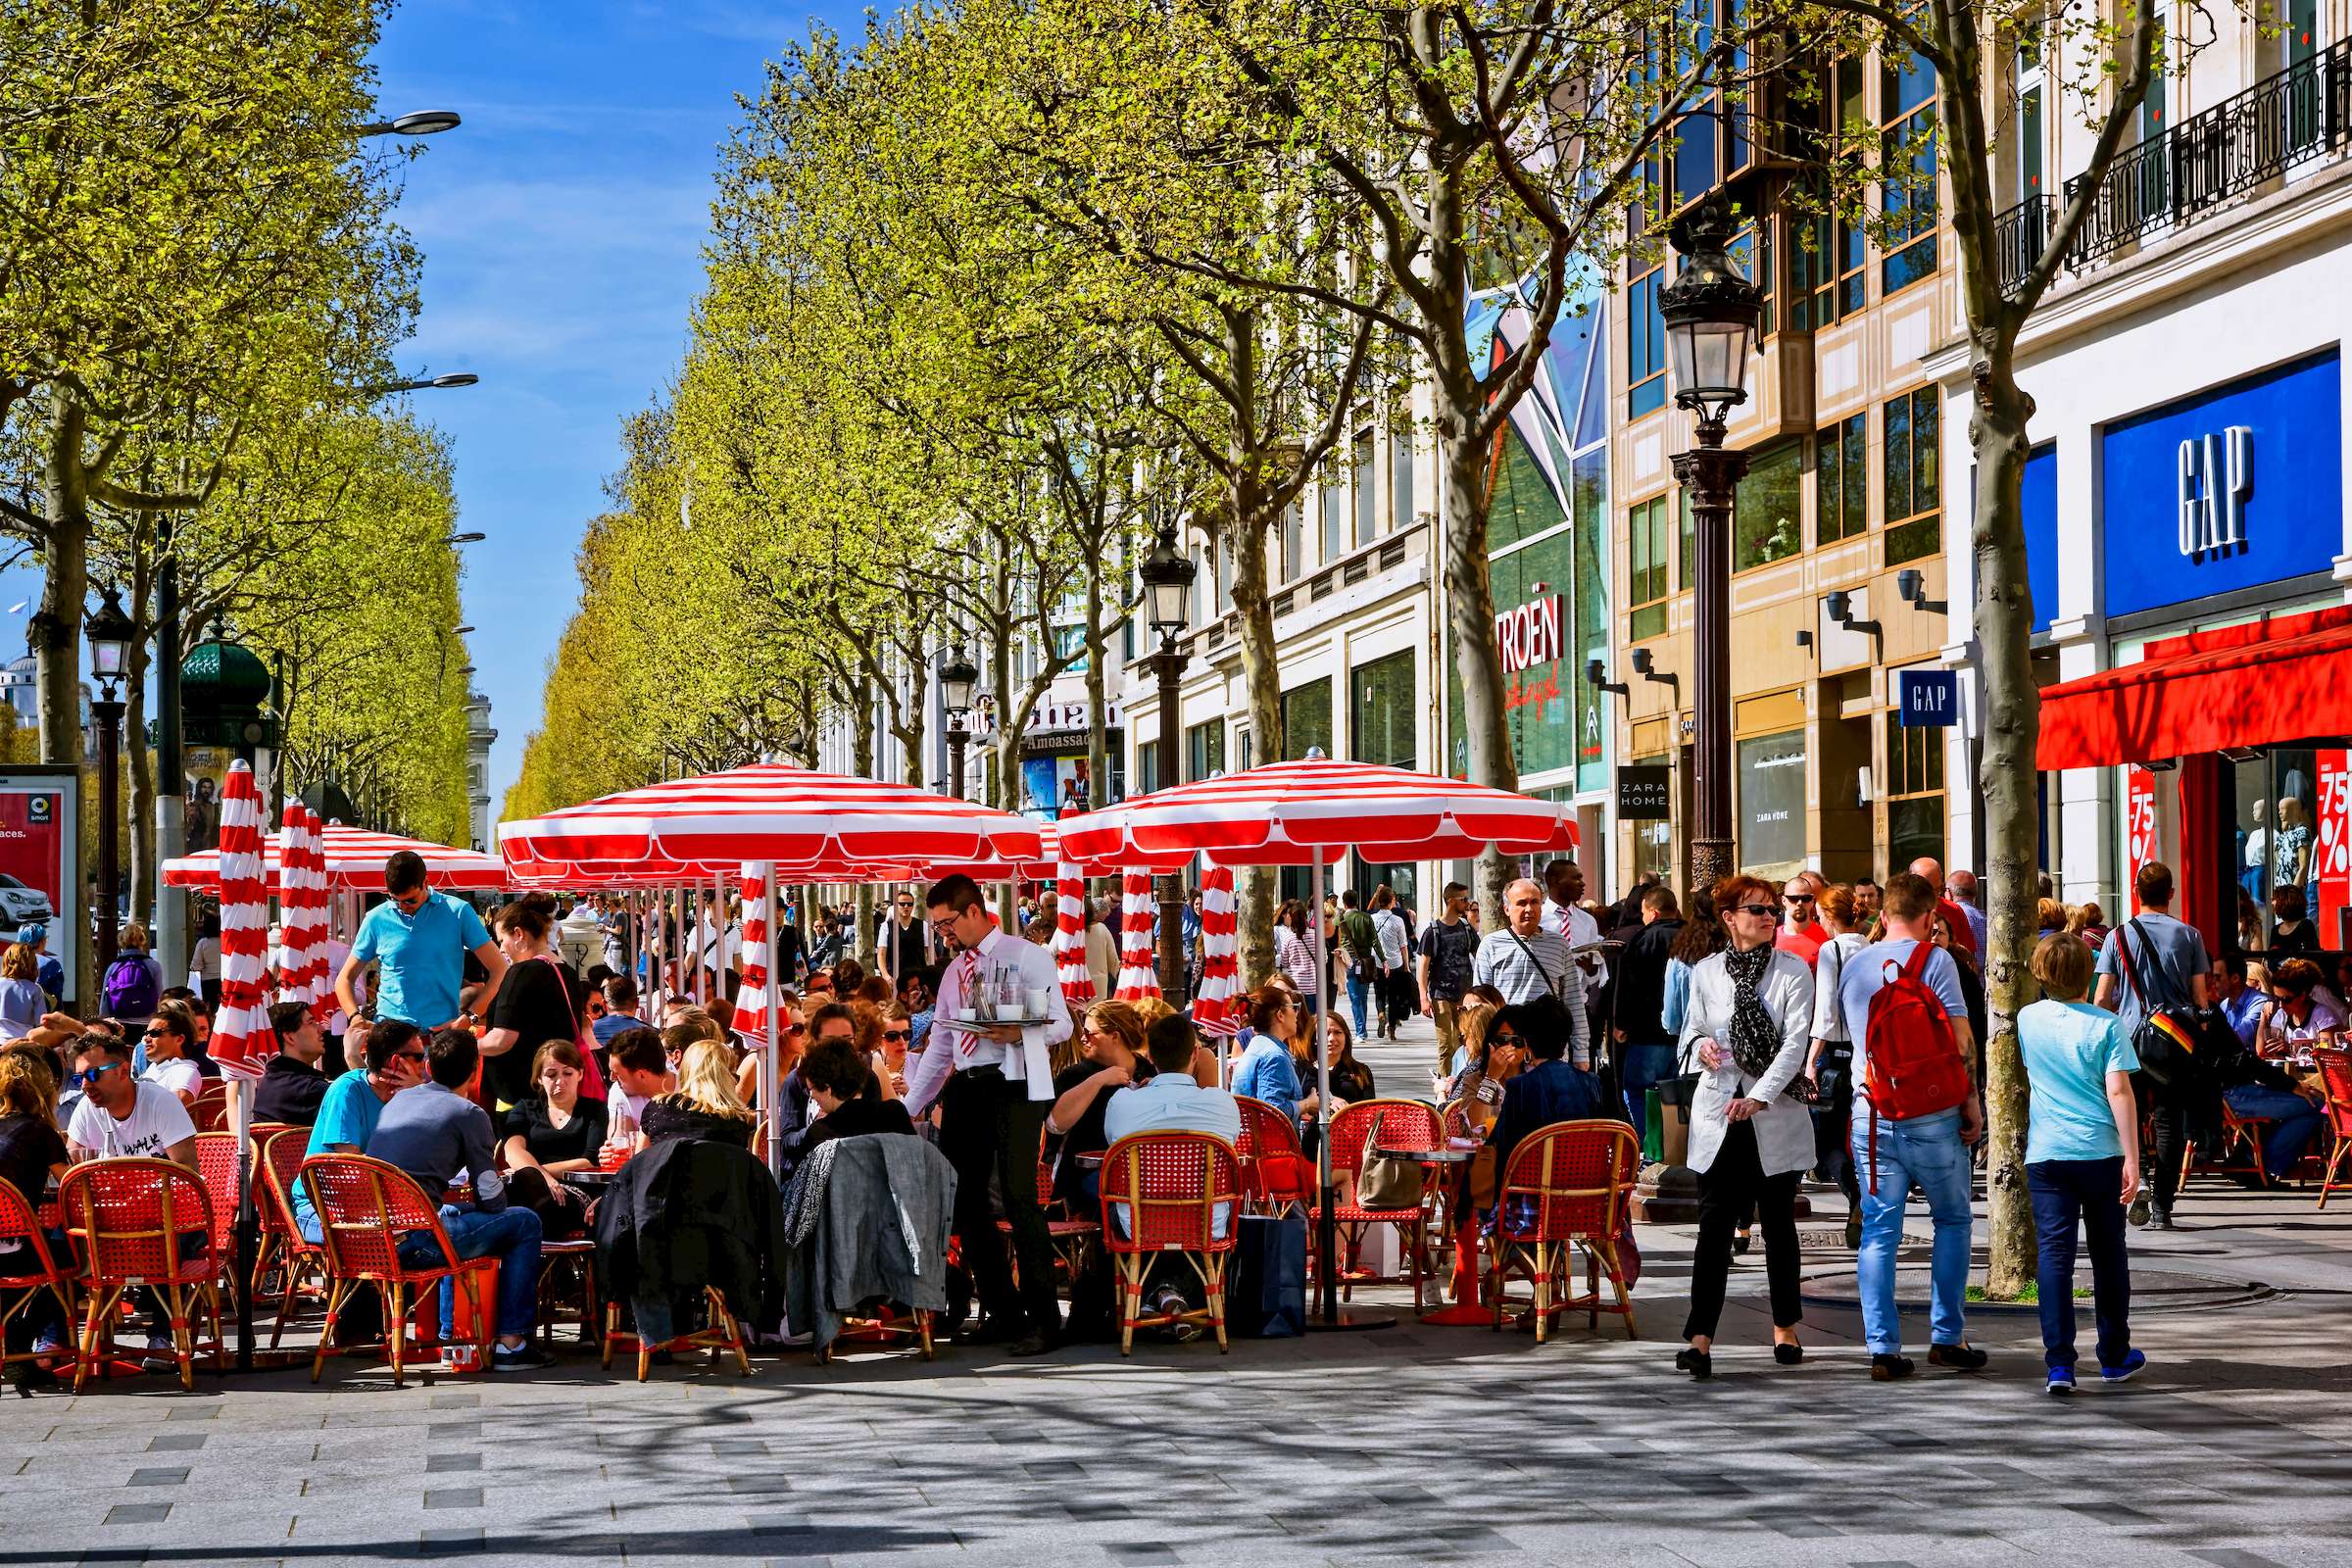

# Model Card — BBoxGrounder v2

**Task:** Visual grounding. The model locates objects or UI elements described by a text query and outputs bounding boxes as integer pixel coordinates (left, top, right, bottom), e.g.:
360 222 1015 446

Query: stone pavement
8 1014 2352 1567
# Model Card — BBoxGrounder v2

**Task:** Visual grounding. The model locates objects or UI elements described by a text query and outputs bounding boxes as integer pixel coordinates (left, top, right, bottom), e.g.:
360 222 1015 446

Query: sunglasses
73 1062 124 1087
782 1022 807 1039
1784 894 1816 905
1735 904 1785 920
141 1028 172 1041
881 1028 911 1043
1491 1033 1523 1049
393 1050 427 1063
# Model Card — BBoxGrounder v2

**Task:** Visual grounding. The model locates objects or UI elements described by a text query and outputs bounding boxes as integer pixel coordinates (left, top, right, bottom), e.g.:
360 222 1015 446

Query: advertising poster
2318 750 2350 948
0 768 79 1002
2126 766 2157 914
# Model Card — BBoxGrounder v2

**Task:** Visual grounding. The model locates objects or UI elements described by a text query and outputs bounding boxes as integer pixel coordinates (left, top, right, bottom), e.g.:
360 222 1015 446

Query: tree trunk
37 409 92 1007
1437 426 1515 924
1971 367 2041 1299
1227 492 1284 989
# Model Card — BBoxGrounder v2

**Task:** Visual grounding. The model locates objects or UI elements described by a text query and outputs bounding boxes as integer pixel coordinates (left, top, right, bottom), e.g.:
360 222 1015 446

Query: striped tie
953 951 981 1062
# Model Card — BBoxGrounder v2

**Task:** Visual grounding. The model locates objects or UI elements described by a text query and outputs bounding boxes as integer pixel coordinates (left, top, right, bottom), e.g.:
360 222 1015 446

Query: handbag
1226 1213 1306 1338
1354 1111 1427 1209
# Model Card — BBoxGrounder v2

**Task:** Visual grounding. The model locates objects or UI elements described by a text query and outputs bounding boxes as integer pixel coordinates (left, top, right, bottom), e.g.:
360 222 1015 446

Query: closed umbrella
1112 872 1159 1002
206 760 273 1371
275 802 329 1005
1190 864 1242 1042
1052 864 1093 1005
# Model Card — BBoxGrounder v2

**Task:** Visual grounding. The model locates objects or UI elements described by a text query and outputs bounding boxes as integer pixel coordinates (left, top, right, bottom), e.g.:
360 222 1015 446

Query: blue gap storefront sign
2100 349 2343 618
1897 668 1959 726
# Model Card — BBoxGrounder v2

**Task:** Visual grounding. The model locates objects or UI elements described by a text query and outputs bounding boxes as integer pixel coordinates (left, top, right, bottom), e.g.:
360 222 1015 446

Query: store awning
2037 605 2352 768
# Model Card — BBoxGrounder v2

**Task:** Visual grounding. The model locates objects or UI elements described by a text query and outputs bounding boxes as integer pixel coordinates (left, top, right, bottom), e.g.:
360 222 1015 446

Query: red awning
2037 605 2352 768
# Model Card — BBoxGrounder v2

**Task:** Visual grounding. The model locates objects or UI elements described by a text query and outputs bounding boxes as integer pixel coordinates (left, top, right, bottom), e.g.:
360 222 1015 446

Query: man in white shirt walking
904 874 1073 1356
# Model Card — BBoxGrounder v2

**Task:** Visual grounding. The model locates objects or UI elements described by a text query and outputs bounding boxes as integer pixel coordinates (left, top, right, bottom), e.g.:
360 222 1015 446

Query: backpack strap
2126 918 2185 1008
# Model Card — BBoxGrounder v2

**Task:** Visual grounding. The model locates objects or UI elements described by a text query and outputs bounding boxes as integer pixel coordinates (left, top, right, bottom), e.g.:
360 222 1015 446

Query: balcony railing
1999 38 2352 294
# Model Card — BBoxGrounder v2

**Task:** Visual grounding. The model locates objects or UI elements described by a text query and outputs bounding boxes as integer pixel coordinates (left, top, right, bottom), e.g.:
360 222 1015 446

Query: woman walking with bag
1674 875 1815 1378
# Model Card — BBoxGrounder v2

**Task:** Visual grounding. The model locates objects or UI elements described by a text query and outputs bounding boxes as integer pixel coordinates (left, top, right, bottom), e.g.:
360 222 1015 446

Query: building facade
466 689 496 854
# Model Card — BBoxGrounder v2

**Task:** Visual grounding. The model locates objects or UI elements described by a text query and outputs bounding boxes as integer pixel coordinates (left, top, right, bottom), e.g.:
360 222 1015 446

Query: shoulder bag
2114 920 2222 1090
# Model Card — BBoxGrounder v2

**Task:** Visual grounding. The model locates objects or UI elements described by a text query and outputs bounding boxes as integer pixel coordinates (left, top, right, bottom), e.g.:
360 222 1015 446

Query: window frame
1628 494 1671 643
1628 266 1667 417
1816 413 1869 544
1879 45 1939 297
1882 384 1940 566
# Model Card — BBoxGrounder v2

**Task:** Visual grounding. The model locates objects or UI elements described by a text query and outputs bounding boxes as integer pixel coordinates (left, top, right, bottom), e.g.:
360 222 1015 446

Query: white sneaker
141 1333 178 1374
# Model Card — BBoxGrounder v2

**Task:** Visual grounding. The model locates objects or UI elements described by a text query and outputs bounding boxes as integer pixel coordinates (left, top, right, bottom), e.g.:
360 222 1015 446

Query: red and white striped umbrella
275 801 330 1006
164 825 509 893
1189 863 1242 1038
499 762 1044 882
1112 871 1159 1002
1055 756 1578 865
729 863 772 1042
209 762 274 1080
1052 863 1094 1005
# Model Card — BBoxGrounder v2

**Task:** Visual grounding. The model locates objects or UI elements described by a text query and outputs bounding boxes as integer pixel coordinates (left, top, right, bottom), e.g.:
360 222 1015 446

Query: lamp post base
1688 837 1735 901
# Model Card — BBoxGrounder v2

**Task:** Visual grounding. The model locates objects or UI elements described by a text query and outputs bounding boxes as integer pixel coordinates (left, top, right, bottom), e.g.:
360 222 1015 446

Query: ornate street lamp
1661 199 1762 900
85 589 136 970
940 645 980 801
1136 520 1197 1002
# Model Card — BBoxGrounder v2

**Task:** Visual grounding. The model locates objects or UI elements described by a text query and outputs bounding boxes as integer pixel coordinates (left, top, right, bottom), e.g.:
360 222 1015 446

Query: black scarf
1723 944 1781 1080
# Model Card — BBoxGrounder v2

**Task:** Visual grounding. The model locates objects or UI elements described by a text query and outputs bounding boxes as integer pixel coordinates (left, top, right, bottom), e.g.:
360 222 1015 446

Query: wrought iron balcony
1999 38 2352 295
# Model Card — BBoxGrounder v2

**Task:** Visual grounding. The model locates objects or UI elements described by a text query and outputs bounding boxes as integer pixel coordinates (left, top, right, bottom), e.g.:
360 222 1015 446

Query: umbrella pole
762 862 783 1182
230 1076 256 1371
1306 854 1395 1333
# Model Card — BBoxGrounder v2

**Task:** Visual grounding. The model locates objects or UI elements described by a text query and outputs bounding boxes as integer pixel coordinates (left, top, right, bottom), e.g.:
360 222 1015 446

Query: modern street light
1138 518 1197 1004
357 110 463 137
940 645 980 802
1661 199 1761 901
443 531 486 546
86 590 135 971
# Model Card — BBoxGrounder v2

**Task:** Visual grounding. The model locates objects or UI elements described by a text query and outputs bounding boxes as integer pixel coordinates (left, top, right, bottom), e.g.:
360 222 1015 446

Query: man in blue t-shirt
292 1020 427 1242
335 851 505 1037
2089 860 2209 1230
1838 871 1982 1383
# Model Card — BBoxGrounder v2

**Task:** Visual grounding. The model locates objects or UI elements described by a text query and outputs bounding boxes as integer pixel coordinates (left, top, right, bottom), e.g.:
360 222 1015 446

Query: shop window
1817 413 1868 542
1629 267 1667 417
1350 650 1416 769
1629 495 1671 643
1630 754 1677 887
1282 677 1332 760
1735 440 1805 570
1881 45 1939 296
1883 385 1940 564
1186 717 1225 782
1885 710 1945 870
1738 727 1808 877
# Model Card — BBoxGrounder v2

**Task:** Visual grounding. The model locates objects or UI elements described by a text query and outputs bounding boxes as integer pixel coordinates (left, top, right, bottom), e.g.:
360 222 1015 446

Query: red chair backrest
259 1127 312 1241
1326 1099 1443 1176
1497 1120 1639 1242
1234 1096 1311 1201
1234 1096 1301 1162
1098 1131 1243 1254
189 1085 230 1133
194 1131 241 1254
299 1153 458 1280
57 1157 218 1284
0 1175 67 1283
2319 1050 2352 1137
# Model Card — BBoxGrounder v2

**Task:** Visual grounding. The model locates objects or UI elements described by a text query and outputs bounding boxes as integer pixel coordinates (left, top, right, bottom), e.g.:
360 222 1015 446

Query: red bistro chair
999 1131 1101 1292
194 1131 242 1276
256 1127 329 1348
1485 1120 1640 1343
299 1154 496 1388
1315 1100 1444 1310
0 1176 74 1390
2317 1050 2352 1209
188 1083 230 1133
57 1158 224 1392
1233 1097 1313 1214
1097 1131 1244 1355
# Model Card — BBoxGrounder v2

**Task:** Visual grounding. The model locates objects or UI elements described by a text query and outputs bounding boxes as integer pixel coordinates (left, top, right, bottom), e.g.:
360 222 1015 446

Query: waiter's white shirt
1542 898 1610 988
904 926 1073 1113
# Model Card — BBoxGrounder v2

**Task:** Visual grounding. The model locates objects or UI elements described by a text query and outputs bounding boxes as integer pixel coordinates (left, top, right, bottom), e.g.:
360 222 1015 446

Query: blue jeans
399 1204 542 1341
1618 1043 1679 1133
1850 1105 1973 1355
2027 1156 2131 1371
2223 1083 2325 1178
1345 972 1371 1039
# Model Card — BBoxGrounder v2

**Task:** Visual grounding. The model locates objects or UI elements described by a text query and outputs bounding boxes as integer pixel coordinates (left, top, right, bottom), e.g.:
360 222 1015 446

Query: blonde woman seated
636 1038 757 1152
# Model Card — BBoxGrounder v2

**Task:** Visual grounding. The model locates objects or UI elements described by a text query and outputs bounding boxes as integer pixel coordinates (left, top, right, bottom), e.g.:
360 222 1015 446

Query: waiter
903 873 1071 1355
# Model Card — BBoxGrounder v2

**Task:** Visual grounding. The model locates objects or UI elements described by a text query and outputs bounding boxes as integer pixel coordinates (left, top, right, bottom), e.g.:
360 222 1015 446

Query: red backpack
1861 941 1972 1192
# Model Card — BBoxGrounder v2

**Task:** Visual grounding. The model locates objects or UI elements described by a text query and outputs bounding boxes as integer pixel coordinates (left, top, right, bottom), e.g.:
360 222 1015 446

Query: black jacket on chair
594 1137 788 1343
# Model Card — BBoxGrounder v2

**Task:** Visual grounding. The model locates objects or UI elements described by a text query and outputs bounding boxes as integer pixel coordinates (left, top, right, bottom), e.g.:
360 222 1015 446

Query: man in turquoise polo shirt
336 852 507 1041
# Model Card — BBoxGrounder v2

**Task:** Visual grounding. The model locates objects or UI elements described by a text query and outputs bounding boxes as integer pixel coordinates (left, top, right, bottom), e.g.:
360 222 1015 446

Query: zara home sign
2177 424 2251 557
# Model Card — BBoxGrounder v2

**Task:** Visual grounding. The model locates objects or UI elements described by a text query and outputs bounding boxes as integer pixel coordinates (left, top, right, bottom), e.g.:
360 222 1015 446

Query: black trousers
2136 1074 2207 1215
1684 1117 1802 1343
939 1068 1060 1336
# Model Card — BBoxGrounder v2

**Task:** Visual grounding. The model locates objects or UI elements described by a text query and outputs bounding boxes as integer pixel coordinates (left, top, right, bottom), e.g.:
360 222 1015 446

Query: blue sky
373 0 855 811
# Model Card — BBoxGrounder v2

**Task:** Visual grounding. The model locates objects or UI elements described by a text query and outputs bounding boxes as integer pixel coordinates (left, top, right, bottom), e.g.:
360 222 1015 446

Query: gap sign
1897 668 1959 727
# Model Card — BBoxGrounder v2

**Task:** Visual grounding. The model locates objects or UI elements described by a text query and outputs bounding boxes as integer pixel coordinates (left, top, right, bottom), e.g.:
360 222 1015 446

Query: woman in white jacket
1674 873 1816 1378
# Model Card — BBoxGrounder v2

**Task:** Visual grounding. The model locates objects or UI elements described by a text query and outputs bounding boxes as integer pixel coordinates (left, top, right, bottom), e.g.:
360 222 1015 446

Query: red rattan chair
194 1131 241 1271
1233 1097 1312 1214
255 1127 328 1348
998 1131 1100 1294
188 1083 230 1133
602 1288 753 1381
57 1157 223 1392
1097 1131 1243 1354
0 1175 74 1390
1314 1100 1443 1310
1484 1120 1640 1343
299 1153 495 1387
2317 1050 2352 1209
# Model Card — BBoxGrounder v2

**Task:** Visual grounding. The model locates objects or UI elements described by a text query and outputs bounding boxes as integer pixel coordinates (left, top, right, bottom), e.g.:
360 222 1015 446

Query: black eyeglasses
394 1050 427 1063
881 1028 911 1042
1735 904 1784 920
141 1028 171 1041
1784 893 1816 906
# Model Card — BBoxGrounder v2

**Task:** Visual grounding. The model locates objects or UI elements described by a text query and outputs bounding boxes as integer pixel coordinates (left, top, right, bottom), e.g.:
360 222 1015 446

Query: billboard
0 767 79 1003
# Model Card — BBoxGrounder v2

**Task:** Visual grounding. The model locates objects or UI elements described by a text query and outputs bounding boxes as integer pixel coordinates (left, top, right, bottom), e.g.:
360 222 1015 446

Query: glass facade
1186 717 1224 782
1350 650 1416 769
1735 441 1805 570
1283 678 1333 760
1739 728 1809 878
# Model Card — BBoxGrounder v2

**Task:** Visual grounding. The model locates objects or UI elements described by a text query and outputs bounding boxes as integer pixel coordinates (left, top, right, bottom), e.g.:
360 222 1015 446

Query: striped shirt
1472 927 1591 1066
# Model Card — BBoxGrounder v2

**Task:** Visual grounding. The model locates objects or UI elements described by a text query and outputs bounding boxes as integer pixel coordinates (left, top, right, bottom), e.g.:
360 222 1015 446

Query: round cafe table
1373 1141 1491 1326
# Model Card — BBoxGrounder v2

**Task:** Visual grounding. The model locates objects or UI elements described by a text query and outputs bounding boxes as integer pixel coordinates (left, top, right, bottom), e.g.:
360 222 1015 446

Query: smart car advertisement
0 770 77 1000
